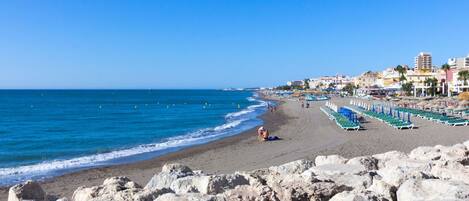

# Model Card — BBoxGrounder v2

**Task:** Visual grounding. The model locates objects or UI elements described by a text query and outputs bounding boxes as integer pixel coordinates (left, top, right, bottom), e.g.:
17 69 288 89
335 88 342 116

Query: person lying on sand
257 126 279 142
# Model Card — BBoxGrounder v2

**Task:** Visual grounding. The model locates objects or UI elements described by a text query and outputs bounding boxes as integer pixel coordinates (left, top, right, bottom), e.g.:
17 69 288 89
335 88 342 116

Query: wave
0 93 272 185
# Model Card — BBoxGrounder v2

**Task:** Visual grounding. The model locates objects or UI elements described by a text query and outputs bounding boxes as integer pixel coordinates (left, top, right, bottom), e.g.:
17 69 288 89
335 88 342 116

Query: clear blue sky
1 0 469 89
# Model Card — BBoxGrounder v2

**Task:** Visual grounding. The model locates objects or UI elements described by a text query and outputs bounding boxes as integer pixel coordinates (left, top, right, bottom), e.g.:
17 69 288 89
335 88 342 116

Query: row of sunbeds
345 106 414 129
395 107 469 126
320 107 360 131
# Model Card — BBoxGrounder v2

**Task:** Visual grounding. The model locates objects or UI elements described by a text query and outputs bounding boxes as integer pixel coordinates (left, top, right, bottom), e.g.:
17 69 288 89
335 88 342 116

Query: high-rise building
448 54 469 69
414 52 432 70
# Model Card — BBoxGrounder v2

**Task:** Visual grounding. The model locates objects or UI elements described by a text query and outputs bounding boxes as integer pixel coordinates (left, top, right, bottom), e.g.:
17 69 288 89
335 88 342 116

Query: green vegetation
341 83 357 96
401 82 414 96
394 65 407 83
458 70 469 91
424 77 438 96
303 79 310 89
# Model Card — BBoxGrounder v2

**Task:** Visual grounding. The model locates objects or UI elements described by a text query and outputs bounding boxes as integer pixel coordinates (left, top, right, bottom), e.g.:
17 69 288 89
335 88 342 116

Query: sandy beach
1 96 468 199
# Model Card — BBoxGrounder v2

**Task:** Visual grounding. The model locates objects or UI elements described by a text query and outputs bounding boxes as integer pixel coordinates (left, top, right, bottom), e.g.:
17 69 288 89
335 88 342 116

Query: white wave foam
0 93 270 185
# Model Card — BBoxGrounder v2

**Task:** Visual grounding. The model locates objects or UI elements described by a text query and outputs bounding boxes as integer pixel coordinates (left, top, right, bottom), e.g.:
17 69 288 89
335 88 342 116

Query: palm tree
424 77 438 96
394 65 407 83
458 70 469 92
441 63 451 95
303 79 310 90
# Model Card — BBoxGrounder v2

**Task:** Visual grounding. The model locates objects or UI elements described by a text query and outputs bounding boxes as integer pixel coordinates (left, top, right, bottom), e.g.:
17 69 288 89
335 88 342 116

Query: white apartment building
414 52 432 70
448 54 469 69
287 80 304 87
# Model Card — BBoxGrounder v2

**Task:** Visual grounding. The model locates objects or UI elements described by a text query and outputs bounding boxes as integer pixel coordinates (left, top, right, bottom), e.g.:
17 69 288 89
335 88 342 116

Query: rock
305 164 367 176
366 180 396 201
314 155 347 166
206 174 250 194
264 172 347 201
376 159 432 187
170 175 211 194
154 193 224 201
408 146 441 161
162 163 194 175
373 151 408 169
346 156 379 171
132 188 172 201
72 186 95 201
438 144 469 164
430 161 469 184
72 176 144 201
146 163 195 191
8 180 46 201
329 191 388 201
170 174 249 195
463 140 469 149
397 179 469 201
268 159 314 174
222 185 278 201
56 198 70 201
302 164 372 190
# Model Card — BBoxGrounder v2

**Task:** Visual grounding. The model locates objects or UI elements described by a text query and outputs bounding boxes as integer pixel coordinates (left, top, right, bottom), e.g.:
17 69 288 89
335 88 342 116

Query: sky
1 0 469 89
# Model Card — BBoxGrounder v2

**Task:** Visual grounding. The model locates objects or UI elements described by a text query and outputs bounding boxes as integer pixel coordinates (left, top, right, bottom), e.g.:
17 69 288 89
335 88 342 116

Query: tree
424 77 438 96
303 79 310 89
394 65 407 83
441 63 451 95
342 83 356 96
458 70 469 91
275 85 292 90
401 82 414 96
328 83 336 89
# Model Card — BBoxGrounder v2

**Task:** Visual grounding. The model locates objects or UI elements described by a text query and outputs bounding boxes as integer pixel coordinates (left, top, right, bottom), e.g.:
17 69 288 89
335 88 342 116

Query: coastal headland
2 95 468 199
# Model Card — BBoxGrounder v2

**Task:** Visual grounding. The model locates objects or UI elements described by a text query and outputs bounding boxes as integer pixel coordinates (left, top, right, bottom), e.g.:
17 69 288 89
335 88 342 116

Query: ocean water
0 90 270 185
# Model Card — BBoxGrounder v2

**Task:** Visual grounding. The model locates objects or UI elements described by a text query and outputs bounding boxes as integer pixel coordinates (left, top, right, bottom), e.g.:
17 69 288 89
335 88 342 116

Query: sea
0 90 271 185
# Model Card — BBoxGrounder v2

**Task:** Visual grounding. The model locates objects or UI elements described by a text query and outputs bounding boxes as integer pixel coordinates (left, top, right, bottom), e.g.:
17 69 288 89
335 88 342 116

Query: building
448 54 469 69
354 71 382 88
446 54 469 94
380 67 401 89
414 52 432 71
287 80 304 87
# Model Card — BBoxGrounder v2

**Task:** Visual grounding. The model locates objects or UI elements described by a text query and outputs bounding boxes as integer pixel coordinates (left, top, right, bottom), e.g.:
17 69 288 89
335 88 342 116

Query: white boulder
314 155 348 166
268 159 314 175
397 179 469 201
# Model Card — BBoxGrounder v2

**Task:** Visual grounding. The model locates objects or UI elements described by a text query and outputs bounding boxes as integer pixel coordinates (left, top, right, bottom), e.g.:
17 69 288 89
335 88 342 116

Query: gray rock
145 163 195 191
154 193 224 201
315 155 348 166
346 156 379 171
8 180 46 201
268 159 314 175
366 180 396 201
72 176 145 201
330 191 389 201
397 179 469 201
302 164 371 190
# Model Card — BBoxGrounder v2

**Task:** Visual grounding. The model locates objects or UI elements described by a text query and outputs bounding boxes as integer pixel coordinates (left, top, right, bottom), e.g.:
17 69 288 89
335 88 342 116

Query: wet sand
1 96 468 199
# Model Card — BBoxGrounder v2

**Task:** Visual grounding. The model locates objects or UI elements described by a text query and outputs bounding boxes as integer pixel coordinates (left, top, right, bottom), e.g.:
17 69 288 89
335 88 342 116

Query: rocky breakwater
8 140 469 201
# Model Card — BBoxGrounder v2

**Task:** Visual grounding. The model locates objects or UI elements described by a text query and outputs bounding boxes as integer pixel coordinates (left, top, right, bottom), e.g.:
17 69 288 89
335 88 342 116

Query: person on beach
301 102 304 108
257 126 279 141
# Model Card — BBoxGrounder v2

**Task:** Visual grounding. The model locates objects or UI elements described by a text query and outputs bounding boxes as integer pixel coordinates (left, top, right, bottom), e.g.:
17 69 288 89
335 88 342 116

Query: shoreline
0 94 287 199
2 96 469 199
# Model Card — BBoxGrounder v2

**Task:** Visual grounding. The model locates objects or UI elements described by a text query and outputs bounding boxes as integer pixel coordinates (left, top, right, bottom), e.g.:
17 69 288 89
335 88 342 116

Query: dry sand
1 96 468 199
